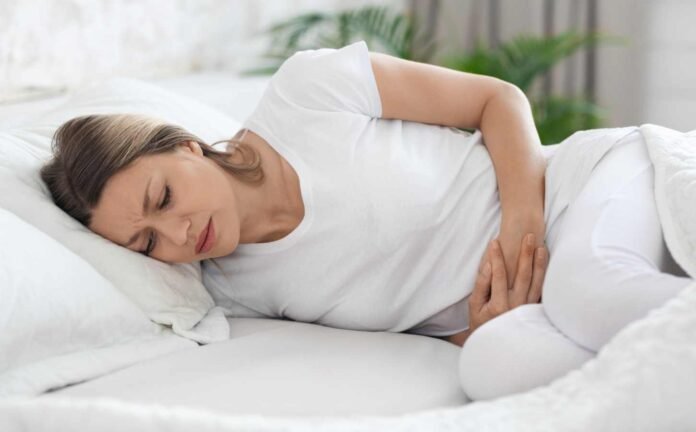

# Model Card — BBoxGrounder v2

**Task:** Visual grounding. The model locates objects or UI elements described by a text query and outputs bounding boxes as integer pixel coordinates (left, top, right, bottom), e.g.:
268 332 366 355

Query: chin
168 257 193 265
209 246 233 259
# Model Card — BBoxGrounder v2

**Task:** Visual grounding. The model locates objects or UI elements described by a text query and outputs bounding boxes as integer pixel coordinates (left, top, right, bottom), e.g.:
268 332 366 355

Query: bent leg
542 131 692 352
459 304 594 401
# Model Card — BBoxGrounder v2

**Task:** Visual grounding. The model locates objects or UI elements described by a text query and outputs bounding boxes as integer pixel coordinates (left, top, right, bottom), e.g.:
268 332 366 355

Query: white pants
459 131 692 401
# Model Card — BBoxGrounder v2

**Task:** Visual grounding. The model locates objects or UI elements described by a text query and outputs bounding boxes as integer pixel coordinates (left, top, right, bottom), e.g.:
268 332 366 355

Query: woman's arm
480 87 547 283
369 52 547 283
480 85 546 222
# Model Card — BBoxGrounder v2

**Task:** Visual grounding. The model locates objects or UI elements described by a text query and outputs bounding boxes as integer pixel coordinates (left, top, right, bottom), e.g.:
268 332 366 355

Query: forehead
89 153 172 242
103 154 162 198
110 148 188 187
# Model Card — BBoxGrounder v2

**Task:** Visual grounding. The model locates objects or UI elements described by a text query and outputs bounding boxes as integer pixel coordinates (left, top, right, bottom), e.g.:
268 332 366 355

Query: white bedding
4 280 696 431
3 72 696 431
46 318 466 417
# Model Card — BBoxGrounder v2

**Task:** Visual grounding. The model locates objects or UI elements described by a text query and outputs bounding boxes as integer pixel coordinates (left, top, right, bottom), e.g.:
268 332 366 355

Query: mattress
9 71 467 416
45 317 467 417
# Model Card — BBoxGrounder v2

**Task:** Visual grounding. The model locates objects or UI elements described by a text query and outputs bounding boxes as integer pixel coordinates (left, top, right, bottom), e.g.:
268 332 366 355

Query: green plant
440 32 623 144
243 5 427 75
247 5 625 145
532 95 605 145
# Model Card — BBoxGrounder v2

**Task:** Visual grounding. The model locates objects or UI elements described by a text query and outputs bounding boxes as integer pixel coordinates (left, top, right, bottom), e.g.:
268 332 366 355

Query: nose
156 214 192 248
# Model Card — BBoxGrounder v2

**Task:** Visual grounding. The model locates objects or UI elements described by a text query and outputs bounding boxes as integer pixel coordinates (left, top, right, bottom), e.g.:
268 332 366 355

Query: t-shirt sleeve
269 40 383 118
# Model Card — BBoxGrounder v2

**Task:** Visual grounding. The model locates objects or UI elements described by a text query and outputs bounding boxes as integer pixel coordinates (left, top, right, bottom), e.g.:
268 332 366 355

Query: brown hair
40 113 264 270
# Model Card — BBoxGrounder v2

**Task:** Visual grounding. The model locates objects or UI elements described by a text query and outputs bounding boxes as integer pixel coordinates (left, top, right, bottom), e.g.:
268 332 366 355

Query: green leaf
441 31 625 92
239 65 281 76
250 5 417 69
532 96 607 145
264 12 331 53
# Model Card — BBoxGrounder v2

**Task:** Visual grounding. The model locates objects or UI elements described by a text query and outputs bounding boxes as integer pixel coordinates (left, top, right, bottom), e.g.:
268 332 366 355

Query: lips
196 218 211 254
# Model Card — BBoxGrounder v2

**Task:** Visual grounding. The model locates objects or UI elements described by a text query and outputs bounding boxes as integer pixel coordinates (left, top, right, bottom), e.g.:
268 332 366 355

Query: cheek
175 168 216 210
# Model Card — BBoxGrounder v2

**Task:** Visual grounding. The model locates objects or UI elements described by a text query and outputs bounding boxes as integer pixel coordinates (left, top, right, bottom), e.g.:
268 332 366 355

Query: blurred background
1 0 694 142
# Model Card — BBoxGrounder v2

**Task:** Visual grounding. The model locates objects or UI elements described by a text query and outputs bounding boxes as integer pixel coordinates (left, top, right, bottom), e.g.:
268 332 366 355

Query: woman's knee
458 310 524 401
458 304 594 401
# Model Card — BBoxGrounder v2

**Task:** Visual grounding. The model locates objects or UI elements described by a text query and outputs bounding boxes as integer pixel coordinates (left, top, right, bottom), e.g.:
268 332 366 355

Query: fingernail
527 233 534 246
484 262 491 275
491 240 498 250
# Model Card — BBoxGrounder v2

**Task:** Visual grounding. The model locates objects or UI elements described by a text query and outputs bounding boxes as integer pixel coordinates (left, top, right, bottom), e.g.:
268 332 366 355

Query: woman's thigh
459 304 594 401
542 131 692 352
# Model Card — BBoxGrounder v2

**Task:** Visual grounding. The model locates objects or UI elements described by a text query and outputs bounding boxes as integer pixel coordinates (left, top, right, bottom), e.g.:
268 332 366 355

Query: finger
503 249 518 291
470 261 492 312
527 246 549 303
478 240 494 274
511 233 535 307
489 239 509 315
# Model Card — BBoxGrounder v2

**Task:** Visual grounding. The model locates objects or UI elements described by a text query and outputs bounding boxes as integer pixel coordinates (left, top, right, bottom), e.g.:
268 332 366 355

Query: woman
40 41 691 401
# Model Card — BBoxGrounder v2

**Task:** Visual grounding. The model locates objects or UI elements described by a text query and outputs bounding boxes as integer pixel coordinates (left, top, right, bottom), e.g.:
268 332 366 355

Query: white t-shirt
201 40 633 337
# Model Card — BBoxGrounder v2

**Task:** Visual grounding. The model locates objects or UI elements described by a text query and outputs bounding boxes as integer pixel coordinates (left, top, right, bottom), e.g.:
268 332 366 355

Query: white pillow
0 207 197 396
0 77 244 343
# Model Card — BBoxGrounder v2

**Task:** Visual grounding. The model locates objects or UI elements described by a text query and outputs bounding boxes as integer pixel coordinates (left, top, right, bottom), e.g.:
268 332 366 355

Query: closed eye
142 185 172 257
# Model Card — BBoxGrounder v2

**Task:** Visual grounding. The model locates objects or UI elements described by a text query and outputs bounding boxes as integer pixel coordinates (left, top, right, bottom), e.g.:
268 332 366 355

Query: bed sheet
45 317 467 417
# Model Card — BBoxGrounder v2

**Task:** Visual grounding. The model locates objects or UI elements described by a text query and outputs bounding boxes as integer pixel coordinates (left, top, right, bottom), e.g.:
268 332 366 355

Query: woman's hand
468 234 548 336
496 212 546 290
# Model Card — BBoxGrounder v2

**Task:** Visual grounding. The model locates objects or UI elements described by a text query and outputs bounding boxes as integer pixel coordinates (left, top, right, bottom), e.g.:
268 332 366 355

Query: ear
179 140 204 157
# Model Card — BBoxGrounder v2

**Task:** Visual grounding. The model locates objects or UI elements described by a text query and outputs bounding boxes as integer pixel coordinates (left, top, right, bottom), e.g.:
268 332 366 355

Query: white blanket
2 124 695 430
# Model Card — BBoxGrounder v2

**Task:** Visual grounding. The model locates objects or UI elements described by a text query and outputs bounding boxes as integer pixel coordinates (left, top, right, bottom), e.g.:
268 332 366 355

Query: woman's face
90 141 242 263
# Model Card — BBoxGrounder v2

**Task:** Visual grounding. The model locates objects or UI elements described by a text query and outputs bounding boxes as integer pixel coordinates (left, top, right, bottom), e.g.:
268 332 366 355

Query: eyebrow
124 176 153 248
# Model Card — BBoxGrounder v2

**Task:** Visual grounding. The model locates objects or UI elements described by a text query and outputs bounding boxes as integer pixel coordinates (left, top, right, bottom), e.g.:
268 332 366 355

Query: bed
2 72 696 431
0 72 468 416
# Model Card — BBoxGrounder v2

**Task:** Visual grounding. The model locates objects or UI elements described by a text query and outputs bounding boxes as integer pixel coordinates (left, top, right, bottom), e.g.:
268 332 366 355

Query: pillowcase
0 77 244 343
0 207 197 396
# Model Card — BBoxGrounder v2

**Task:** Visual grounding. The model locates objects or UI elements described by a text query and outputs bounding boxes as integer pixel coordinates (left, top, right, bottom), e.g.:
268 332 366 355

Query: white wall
591 0 696 132
0 0 405 103
641 0 696 132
